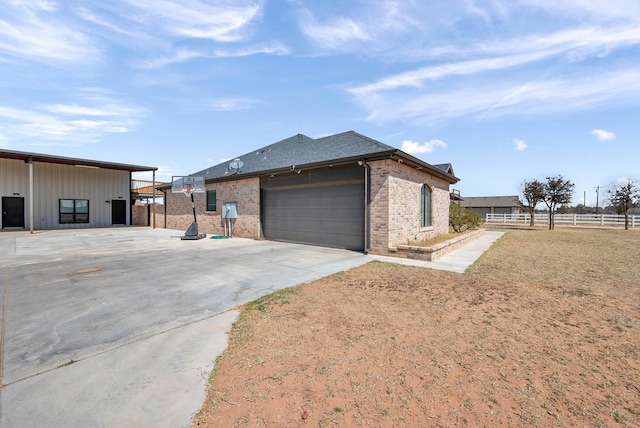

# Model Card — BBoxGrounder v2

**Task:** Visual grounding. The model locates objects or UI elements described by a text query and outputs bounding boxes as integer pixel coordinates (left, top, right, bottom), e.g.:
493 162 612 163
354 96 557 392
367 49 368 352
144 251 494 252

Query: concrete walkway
0 228 503 427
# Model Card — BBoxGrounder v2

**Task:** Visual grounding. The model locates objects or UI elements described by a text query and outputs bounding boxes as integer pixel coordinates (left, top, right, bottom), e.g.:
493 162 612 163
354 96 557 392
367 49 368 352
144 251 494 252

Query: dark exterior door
262 182 365 251
111 200 126 225
2 197 25 228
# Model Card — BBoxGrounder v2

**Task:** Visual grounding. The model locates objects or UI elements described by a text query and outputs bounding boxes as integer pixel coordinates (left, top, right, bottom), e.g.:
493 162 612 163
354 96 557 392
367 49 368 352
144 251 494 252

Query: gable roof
185 131 458 185
434 163 455 176
0 149 157 172
461 196 522 208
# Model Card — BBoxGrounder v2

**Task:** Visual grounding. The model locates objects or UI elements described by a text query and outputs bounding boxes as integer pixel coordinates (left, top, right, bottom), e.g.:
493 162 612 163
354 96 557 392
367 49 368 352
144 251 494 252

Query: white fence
486 213 639 228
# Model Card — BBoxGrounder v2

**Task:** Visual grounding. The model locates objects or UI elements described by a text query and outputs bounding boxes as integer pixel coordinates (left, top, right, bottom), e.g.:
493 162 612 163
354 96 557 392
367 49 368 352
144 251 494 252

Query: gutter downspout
361 159 371 255
160 188 167 228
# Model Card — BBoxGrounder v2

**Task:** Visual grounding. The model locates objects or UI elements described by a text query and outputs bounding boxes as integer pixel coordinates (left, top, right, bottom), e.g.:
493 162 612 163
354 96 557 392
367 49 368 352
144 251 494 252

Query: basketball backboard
171 176 205 195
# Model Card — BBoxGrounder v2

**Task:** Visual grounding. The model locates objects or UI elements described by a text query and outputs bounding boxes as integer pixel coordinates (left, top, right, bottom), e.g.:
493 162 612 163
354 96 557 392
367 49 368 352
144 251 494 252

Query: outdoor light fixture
105 200 111 203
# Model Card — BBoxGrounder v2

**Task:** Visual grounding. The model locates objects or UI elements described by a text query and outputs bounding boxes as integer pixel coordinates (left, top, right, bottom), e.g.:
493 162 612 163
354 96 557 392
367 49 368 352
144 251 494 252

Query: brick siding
162 177 261 237
161 163 451 254
368 159 450 256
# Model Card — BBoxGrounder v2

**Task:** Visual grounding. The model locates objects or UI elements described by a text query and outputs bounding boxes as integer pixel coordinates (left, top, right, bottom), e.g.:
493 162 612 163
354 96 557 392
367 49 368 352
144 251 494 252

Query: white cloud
514 138 528 151
591 129 616 141
0 3 100 64
615 176 631 186
122 0 263 42
208 98 261 111
298 11 371 49
140 43 290 68
350 68 640 123
0 94 146 145
401 139 447 154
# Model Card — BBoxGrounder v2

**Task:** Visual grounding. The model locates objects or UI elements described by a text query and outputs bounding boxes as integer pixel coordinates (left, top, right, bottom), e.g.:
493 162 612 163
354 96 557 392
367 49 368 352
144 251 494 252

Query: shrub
449 202 483 232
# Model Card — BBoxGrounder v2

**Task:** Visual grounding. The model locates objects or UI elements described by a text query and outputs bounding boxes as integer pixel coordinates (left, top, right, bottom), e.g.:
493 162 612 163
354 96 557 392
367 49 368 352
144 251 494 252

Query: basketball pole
190 191 197 223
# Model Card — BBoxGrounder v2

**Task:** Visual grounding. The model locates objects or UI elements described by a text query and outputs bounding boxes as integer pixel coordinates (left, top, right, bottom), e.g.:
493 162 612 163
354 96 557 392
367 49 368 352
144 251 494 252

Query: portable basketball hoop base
172 176 206 240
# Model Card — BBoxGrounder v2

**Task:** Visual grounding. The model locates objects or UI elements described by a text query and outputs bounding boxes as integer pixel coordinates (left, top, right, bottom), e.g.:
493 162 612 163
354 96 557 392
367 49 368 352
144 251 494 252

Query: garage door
262 183 364 250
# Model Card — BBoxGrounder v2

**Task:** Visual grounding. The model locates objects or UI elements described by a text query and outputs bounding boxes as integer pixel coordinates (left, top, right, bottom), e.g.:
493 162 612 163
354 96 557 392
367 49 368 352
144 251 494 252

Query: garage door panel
262 183 364 250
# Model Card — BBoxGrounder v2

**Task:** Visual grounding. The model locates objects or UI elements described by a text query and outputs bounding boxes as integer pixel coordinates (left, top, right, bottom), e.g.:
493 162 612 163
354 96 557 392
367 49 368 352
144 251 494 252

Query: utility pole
595 186 600 214
583 191 586 207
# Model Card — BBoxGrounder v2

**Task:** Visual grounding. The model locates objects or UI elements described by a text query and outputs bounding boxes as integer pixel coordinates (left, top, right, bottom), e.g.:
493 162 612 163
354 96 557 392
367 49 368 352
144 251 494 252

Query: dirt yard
193 228 640 427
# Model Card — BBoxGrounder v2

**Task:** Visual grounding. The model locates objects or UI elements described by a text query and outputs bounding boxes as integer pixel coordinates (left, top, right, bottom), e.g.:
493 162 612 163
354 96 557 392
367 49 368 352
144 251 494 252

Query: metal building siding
32 163 130 228
0 158 29 195
260 165 365 250
1 158 130 229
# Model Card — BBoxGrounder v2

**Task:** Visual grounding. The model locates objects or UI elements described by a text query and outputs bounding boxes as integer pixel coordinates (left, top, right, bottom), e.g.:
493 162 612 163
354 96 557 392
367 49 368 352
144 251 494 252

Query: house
461 195 523 217
0 149 157 232
160 131 459 256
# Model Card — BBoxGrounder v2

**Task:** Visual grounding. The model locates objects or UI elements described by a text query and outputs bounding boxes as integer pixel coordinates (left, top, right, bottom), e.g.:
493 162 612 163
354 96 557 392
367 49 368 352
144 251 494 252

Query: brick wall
369 159 451 255
162 177 261 237
132 204 148 226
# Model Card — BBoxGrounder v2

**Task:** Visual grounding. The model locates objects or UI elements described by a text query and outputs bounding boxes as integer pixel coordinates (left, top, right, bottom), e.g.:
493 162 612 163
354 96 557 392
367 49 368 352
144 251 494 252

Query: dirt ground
193 228 640 427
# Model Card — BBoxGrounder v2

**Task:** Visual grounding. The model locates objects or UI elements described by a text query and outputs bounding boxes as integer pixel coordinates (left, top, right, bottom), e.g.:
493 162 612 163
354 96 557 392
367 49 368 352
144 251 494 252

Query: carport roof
175 131 458 186
0 149 157 172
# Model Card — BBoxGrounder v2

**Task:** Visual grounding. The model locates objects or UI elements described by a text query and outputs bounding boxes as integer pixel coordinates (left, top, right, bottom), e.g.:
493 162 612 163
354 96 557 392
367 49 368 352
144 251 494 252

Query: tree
522 179 545 227
609 179 640 230
543 175 575 230
449 202 482 233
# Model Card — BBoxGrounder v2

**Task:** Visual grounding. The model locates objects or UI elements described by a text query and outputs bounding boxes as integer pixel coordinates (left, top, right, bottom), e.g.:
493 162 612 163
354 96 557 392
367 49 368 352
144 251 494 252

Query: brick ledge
393 229 485 261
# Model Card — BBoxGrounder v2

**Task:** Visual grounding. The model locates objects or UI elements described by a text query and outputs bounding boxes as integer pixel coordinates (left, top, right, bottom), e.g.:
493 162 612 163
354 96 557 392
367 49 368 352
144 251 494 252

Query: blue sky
1 0 639 205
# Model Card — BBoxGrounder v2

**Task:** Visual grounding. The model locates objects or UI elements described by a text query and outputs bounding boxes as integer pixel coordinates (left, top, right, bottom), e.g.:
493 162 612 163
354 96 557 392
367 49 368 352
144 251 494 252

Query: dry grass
193 228 640 427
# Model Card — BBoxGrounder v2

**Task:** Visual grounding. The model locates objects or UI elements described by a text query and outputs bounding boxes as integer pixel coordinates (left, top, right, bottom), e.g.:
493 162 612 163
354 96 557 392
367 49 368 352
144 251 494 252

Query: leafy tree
609 179 640 230
543 175 575 230
449 202 482 233
522 179 545 227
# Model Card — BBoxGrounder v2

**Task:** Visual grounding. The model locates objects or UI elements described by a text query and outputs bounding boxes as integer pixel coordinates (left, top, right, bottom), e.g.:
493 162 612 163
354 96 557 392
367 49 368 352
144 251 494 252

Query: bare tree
543 175 575 230
522 179 545 227
609 179 640 230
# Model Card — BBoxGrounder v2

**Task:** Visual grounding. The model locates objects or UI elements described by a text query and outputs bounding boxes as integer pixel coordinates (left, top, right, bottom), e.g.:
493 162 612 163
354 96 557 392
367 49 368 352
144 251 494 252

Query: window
60 199 89 224
206 190 217 211
420 184 431 227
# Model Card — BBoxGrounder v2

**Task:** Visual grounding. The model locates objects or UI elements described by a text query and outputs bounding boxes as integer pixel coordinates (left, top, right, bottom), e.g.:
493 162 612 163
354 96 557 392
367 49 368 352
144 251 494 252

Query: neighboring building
461 195 523 217
160 131 459 256
0 149 157 231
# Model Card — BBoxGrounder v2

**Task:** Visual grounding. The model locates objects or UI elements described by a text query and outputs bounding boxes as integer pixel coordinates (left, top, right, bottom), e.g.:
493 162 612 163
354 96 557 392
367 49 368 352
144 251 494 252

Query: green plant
449 202 482 232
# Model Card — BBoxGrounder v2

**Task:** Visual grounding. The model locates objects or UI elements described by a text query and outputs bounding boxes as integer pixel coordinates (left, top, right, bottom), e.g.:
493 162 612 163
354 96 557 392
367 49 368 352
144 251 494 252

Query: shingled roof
187 131 458 184
461 196 522 208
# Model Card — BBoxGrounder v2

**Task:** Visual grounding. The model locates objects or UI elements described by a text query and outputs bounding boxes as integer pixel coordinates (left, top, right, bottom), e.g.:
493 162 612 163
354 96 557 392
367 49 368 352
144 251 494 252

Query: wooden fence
485 213 639 228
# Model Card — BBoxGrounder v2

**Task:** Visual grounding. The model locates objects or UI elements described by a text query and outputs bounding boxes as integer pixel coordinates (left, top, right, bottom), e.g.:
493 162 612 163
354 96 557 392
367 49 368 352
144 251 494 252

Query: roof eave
0 149 157 172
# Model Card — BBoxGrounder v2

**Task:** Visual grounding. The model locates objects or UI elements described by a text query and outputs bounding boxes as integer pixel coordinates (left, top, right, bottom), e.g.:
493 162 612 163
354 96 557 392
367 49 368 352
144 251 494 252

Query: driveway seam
1 307 238 389
0 268 7 388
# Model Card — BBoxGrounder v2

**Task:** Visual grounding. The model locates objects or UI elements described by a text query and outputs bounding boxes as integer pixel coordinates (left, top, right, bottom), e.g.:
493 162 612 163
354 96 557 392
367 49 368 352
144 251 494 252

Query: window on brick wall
206 190 217 211
420 184 432 227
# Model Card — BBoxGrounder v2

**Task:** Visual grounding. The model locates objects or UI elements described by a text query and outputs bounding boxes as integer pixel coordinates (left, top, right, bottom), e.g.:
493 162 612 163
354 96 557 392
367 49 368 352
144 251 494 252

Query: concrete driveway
0 228 373 427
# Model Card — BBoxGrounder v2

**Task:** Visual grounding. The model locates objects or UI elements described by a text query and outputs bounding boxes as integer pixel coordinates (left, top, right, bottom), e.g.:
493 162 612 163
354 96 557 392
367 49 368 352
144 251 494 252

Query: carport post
29 157 34 234
152 170 156 229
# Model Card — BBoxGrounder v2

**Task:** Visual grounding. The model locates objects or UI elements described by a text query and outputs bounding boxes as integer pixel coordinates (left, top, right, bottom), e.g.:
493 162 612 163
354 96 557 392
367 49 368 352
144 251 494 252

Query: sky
1 0 639 206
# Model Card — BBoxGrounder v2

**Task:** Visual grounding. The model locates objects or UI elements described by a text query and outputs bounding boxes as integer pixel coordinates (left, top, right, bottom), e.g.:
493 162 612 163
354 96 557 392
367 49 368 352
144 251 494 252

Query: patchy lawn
193 228 640 427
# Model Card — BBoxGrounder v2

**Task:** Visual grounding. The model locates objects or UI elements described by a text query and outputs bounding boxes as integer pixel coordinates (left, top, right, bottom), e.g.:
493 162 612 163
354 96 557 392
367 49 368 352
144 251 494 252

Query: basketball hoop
171 176 206 240
172 176 204 196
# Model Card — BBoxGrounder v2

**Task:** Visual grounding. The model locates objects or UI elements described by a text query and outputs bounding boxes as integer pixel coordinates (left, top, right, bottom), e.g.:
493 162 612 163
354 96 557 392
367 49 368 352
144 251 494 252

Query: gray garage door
262 183 364 251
